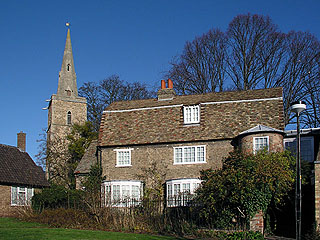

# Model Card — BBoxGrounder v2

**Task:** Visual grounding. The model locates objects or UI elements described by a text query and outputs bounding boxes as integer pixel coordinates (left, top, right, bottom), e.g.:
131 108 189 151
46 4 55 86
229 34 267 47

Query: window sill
183 123 200 127
173 161 206 165
116 164 132 168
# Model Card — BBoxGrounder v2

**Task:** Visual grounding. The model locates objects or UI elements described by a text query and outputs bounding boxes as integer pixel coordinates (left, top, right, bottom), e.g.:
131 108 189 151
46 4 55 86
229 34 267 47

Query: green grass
0 218 183 240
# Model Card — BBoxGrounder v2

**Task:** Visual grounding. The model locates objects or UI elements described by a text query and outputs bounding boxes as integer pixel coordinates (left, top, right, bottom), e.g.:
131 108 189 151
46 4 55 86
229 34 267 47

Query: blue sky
1 0 320 160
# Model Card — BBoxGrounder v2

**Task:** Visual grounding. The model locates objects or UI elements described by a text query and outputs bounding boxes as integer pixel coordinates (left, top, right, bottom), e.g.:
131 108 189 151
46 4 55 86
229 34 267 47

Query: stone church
45 27 87 183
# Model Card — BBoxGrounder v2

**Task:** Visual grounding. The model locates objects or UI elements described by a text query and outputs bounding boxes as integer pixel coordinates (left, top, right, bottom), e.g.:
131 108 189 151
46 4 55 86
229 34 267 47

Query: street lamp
290 100 306 240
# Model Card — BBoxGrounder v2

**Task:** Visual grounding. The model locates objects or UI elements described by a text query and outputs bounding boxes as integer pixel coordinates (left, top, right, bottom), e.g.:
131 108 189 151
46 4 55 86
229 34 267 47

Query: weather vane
66 22 70 28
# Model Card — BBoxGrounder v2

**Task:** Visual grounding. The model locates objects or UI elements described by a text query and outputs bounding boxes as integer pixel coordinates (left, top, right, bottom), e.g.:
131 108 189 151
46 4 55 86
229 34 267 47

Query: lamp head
290 101 306 114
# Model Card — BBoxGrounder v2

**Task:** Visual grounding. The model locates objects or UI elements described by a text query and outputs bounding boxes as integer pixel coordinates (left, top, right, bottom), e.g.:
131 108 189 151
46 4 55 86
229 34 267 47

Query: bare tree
36 122 97 189
167 29 227 95
281 31 320 126
165 14 320 127
258 31 287 89
36 130 73 187
227 14 278 90
79 75 154 131
79 82 104 133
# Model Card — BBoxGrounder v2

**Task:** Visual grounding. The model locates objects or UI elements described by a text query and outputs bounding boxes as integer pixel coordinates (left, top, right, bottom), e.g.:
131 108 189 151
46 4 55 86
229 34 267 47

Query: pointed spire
57 24 78 98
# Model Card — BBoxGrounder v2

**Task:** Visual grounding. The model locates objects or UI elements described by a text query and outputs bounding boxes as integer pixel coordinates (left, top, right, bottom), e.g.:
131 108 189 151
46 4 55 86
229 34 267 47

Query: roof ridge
0 143 17 149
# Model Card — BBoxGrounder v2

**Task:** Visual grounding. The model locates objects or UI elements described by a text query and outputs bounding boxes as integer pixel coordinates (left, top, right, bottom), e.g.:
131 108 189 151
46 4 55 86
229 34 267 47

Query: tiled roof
239 124 284 136
99 87 284 146
74 140 98 174
0 144 49 187
105 88 283 111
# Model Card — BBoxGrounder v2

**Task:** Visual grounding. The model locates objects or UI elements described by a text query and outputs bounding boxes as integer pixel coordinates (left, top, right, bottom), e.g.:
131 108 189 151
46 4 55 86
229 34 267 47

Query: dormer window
183 105 200 124
67 111 72 125
67 64 71 71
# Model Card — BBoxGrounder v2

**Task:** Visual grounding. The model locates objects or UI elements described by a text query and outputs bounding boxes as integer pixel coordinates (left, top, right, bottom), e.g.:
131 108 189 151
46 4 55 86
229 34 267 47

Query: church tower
46 25 87 182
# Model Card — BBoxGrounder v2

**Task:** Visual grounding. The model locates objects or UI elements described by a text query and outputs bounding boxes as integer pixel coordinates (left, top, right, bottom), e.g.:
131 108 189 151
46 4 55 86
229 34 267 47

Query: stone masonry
46 28 87 182
101 140 233 183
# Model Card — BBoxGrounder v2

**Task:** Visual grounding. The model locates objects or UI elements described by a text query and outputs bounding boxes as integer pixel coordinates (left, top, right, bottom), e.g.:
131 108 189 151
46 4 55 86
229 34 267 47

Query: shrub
32 185 83 212
23 208 96 229
195 150 295 229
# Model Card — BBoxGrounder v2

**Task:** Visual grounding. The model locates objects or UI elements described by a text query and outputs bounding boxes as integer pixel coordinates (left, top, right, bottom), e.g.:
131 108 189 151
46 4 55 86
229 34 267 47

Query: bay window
103 180 143 207
166 179 201 207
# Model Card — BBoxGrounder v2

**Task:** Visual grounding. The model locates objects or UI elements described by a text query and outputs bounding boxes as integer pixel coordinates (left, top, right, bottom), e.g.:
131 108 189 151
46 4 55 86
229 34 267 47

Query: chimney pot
161 80 166 89
168 79 173 89
17 131 26 152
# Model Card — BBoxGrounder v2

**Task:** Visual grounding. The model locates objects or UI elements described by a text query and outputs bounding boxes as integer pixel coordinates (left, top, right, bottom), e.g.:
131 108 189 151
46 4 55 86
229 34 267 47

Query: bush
22 208 96 229
195 150 295 229
214 231 263 240
32 185 83 211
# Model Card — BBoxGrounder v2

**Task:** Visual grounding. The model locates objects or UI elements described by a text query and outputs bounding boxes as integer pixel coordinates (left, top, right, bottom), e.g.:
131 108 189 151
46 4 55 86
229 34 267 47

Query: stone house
0 132 49 217
93 80 285 207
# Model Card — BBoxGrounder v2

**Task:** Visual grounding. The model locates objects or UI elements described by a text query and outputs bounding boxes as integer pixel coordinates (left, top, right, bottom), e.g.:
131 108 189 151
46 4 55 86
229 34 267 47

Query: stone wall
239 132 284 154
0 185 22 217
250 210 264 233
101 140 233 183
0 185 44 217
47 95 87 183
49 96 87 138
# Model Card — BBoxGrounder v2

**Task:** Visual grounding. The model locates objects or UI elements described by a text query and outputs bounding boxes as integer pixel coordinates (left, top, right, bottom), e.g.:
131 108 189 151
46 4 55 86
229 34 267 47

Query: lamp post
290 101 306 240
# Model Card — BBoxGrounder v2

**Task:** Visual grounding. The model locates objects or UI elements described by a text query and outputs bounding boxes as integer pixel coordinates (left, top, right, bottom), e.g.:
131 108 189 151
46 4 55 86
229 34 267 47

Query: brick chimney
157 79 176 101
17 131 26 152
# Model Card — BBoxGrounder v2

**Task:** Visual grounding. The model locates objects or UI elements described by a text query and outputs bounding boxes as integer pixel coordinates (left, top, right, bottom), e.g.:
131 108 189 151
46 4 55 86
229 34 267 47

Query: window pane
301 138 313 162
18 192 26 205
197 146 205 162
105 185 111 204
122 185 130 199
193 106 199 122
27 188 33 204
174 184 181 196
254 137 268 152
184 106 200 124
182 183 190 193
175 148 183 163
167 184 172 197
112 185 120 202
11 187 17 205
117 150 131 165
132 186 140 199
184 147 195 162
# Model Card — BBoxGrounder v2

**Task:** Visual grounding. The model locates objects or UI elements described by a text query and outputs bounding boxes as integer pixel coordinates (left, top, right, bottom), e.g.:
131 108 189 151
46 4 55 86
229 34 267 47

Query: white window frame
284 136 314 162
253 136 269 154
166 179 202 207
173 145 206 164
102 180 143 207
114 148 133 167
183 105 200 124
11 186 34 206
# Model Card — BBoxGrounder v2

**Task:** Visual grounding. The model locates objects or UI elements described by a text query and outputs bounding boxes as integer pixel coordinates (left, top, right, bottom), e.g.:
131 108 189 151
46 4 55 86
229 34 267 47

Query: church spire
57 24 78 98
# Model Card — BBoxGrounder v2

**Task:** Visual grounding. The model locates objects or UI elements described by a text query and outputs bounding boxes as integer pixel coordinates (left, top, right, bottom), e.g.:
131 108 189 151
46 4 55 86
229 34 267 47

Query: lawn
0 218 183 240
